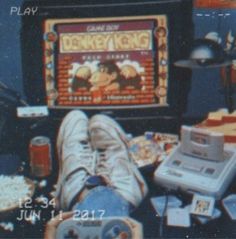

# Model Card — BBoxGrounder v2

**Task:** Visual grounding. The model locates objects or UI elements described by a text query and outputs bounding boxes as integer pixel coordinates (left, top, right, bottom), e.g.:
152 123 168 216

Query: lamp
174 38 233 113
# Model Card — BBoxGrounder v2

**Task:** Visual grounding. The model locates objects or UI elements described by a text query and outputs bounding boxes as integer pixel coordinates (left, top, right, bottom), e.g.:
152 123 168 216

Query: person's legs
88 114 148 209
55 110 96 210
73 186 132 217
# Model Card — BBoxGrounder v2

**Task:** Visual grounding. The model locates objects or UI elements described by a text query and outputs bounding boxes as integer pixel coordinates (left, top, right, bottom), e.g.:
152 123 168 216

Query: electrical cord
159 190 169 238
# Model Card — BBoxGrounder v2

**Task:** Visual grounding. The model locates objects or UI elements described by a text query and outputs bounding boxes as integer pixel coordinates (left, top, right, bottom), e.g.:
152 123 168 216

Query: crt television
21 0 193 134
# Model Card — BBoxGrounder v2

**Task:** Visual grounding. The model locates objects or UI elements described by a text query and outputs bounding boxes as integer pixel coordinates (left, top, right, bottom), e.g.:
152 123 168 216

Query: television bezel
21 0 193 121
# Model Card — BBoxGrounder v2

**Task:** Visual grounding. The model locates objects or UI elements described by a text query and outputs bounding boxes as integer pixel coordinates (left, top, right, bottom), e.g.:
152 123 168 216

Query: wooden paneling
195 0 236 8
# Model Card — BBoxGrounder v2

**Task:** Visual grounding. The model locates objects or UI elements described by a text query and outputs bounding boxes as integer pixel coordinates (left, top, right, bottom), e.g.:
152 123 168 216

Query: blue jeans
72 186 133 218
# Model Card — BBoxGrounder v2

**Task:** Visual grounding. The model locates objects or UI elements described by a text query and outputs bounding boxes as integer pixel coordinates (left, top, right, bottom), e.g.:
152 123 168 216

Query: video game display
43 16 168 108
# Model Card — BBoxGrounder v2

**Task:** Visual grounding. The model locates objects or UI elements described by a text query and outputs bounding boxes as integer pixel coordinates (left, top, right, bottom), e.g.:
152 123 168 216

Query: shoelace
95 144 123 180
96 149 110 179
57 140 95 210
63 140 95 182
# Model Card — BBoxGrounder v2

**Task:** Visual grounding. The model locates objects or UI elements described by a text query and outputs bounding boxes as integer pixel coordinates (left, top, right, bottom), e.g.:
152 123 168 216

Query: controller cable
159 190 169 238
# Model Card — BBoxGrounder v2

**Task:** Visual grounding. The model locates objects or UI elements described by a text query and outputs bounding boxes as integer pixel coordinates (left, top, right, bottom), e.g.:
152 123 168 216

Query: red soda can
29 136 52 177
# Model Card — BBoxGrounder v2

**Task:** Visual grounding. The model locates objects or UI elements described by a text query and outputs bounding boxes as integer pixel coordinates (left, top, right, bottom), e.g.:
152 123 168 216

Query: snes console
180 126 224 161
56 216 143 239
154 126 236 199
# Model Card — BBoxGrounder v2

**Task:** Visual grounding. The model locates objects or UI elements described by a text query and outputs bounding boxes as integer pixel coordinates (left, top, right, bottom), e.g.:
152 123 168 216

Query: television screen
22 0 193 132
44 16 169 109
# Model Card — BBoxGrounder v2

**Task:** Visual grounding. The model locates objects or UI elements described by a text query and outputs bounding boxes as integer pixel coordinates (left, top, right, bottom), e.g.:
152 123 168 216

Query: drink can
29 136 51 177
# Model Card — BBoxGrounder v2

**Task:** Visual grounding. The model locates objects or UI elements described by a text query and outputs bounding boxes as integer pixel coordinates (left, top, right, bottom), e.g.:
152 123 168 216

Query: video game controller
56 216 143 239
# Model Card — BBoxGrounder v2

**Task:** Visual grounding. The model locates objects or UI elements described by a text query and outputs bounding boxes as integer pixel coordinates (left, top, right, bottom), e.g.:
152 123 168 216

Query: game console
180 126 224 162
154 126 236 199
56 217 143 239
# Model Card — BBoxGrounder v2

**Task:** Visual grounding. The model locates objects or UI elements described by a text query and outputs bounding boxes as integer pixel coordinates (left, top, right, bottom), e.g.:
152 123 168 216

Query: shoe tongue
69 134 88 142
94 137 121 149
77 129 88 141
91 128 125 150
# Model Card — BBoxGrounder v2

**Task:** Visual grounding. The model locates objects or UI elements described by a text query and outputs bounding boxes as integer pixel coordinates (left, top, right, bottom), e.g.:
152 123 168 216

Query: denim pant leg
72 186 133 218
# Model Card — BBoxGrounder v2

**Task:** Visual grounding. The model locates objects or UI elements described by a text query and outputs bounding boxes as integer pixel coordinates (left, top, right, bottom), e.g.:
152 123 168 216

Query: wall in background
0 0 236 118
185 7 236 117
0 0 24 95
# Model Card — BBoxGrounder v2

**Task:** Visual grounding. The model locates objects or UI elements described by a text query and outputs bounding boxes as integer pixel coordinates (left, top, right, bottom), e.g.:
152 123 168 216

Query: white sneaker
55 110 96 210
89 114 148 208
